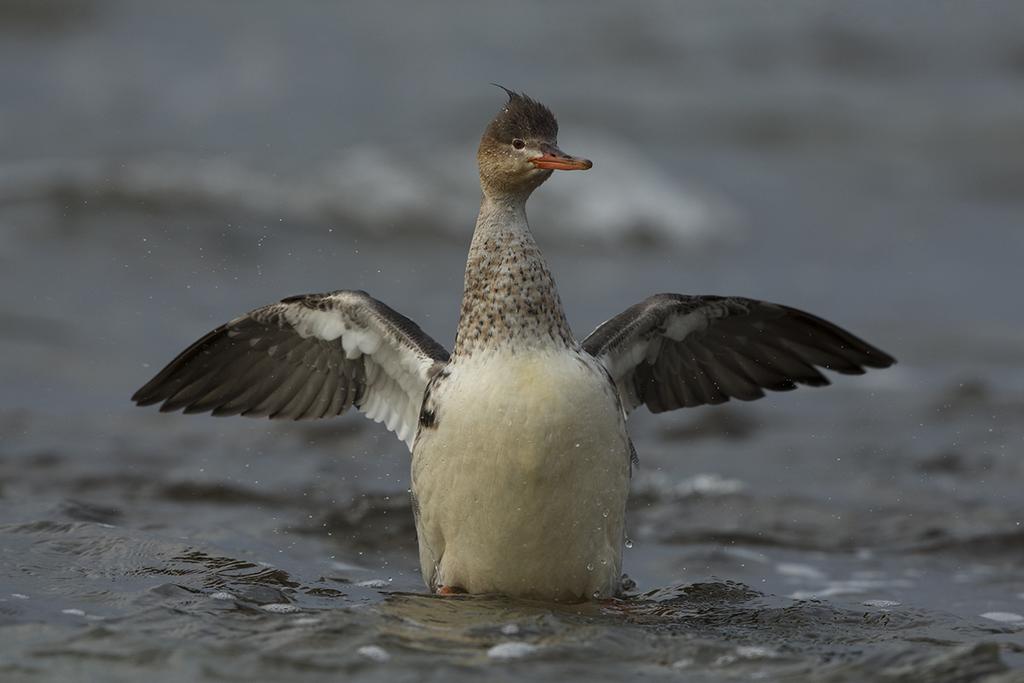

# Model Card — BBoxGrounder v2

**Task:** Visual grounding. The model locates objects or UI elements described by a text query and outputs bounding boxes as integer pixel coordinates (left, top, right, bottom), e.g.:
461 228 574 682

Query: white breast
411 348 631 601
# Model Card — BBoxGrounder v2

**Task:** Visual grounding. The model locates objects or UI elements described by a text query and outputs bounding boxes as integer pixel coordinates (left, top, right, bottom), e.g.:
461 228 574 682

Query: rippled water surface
2 1 1023 681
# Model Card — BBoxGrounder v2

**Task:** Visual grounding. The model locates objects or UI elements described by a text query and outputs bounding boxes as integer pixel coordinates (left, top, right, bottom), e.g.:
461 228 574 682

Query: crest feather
483 87 558 142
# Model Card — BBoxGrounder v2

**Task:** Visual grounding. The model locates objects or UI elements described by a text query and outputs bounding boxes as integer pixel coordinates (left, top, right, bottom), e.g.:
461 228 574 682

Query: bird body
412 346 630 600
413 190 632 600
133 90 894 602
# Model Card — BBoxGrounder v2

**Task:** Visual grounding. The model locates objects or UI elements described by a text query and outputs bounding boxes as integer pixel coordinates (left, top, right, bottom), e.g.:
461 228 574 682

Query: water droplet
586 563 594 572
592 590 601 599
624 538 633 549
601 510 609 518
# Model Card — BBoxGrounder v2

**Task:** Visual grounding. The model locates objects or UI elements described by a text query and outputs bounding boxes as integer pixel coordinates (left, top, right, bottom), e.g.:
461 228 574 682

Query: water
2 1 1023 680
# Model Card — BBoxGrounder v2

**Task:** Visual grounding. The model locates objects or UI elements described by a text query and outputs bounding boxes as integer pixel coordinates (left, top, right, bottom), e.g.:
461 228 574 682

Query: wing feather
583 293 894 415
133 290 449 450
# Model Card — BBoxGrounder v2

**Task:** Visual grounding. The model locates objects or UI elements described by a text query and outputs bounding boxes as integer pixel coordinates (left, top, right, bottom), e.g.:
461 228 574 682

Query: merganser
133 89 894 602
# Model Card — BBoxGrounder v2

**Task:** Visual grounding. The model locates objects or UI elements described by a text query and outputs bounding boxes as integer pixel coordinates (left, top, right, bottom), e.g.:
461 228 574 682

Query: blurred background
1 1 1022 680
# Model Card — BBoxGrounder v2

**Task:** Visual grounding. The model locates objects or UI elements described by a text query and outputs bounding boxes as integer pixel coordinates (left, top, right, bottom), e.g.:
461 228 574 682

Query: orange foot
436 585 467 596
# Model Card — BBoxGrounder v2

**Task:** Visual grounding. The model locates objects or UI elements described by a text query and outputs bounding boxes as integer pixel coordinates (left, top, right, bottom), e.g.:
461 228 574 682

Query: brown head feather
482 89 558 144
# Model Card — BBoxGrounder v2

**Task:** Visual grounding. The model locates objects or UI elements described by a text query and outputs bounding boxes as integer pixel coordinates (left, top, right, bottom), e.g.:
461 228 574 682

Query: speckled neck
453 194 574 358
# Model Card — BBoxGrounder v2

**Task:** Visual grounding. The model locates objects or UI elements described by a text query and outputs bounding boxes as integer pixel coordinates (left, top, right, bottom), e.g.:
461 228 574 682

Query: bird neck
453 193 574 358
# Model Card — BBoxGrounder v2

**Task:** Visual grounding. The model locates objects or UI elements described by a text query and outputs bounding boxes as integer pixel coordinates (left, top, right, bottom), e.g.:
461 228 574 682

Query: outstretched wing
582 293 894 414
132 290 450 449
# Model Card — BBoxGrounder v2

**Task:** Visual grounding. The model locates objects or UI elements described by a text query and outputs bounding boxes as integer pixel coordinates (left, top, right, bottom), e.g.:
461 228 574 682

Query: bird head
477 87 592 199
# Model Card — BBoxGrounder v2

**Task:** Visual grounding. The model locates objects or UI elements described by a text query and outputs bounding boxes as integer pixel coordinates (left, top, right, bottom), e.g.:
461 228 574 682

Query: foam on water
734 646 780 659
980 612 1024 624
487 642 541 660
632 471 747 500
775 563 826 580
259 603 301 614
357 645 391 663
0 149 734 250
789 576 914 601
863 599 902 608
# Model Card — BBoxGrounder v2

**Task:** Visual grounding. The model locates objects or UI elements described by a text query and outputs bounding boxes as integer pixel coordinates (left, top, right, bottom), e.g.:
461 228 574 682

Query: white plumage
412 349 630 600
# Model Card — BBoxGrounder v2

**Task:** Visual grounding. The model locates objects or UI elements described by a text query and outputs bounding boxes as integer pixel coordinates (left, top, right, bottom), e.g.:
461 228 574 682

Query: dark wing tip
132 372 183 409
131 323 228 406
131 380 163 405
132 370 168 406
780 304 897 370
861 347 897 369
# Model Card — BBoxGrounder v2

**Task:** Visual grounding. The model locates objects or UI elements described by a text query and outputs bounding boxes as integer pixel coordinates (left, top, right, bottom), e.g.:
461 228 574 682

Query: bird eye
512 138 525 150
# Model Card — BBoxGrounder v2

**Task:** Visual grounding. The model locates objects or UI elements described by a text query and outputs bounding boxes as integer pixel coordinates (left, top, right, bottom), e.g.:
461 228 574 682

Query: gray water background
1 1 1023 680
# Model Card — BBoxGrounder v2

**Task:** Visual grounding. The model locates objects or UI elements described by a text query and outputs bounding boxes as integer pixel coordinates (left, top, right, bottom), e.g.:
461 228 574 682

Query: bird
132 89 894 602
